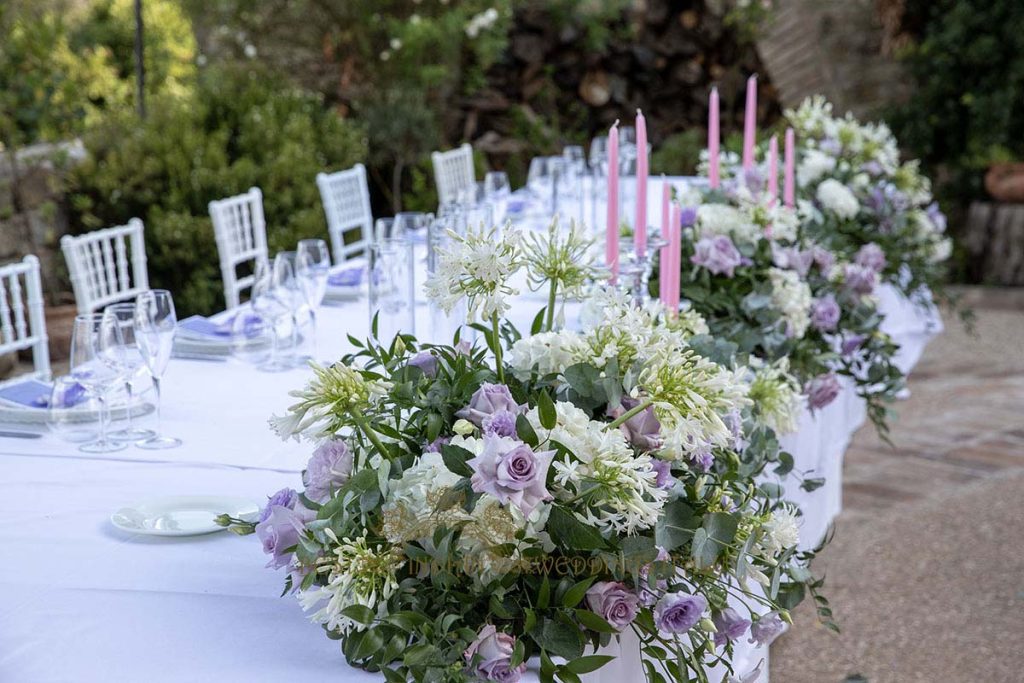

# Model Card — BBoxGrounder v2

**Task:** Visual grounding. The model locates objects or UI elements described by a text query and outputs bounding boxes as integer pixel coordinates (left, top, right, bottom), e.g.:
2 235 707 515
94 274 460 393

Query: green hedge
68 64 366 316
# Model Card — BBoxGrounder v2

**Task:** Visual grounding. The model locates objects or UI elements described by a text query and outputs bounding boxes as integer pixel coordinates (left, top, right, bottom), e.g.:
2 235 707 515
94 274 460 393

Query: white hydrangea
930 237 953 264
815 179 860 220
695 203 759 243
764 203 800 243
761 508 800 555
768 268 812 339
507 330 584 380
796 149 836 186
380 452 466 544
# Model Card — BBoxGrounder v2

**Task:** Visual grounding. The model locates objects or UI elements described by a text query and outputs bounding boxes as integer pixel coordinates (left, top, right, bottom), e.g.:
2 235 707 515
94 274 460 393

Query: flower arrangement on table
656 178 905 440
219 220 831 683
785 96 952 303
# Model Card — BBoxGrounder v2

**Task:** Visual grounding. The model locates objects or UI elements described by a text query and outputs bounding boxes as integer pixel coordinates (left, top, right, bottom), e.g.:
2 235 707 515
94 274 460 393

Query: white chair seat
0 255 50 381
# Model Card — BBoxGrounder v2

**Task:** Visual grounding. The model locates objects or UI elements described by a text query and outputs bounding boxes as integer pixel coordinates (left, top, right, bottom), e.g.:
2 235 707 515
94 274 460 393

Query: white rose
816 179 860 220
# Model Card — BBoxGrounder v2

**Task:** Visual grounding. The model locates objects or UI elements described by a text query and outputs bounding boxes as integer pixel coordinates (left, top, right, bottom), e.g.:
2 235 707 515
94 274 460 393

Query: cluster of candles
604 75 798 315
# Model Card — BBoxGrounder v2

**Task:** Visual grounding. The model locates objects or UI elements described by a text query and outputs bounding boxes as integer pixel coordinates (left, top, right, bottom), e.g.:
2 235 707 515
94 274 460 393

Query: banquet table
0 178 941 682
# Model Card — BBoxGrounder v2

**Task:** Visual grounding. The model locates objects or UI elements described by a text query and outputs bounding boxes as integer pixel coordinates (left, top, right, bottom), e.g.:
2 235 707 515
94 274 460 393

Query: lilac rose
840 333 866 357
408 351 438 378
586 581 640 631
424 435 451 453
302 440 354 502
811 245 835 273
259 487 299 523
482 409 518 438
749 611 787 646
691 235 743 277
457 383 523 428
806 372 841 411
464 625 526 683
771 244 813 277
607 397 662 451
810 294 841 331
650 459 673 489
468 435 553 517
653 592 708 633
855 242 887 273
679 206 699 228
255 503 314 570
713 607 752 646
843 264 878 295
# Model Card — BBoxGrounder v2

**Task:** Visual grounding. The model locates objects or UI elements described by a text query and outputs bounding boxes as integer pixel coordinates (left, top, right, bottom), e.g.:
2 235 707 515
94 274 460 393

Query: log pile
964 202 1024 285
462 0 782 163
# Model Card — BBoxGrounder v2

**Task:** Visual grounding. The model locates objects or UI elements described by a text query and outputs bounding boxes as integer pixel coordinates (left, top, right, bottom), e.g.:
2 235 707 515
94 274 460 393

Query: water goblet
134 290 182 449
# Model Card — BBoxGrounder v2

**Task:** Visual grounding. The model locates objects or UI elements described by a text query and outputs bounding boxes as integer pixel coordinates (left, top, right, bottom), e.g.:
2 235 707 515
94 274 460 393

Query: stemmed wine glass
103 303 154 442
250 258 289 372
69 313 127 453
484 171 511 224
134 290 182 449
296 239 331 362
273 252 307 366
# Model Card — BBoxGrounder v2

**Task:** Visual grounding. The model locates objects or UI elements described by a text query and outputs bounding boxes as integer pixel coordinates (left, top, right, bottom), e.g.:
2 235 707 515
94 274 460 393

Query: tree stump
964 202 1024 285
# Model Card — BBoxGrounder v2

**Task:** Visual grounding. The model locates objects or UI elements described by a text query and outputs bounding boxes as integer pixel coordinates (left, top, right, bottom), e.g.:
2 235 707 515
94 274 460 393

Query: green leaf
537 574 551 609
537 390 557 430
534 618 584 660
403 643 439 667
440 444 475 478
563 655 616 675
351 626 385 661
574 609 617 634
531 308 546 336
802 477 826 492
516 413 539 447
655 500 699 551
341 604 376 625
562 576 598 609
547 507 606 551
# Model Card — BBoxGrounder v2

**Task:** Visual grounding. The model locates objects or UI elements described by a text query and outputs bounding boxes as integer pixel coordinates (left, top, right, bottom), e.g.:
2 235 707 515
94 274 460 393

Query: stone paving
772 287 1024 682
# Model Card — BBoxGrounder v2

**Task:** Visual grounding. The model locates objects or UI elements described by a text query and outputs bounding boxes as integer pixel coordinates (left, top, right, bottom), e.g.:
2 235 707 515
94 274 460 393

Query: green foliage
68 64 366 316
651 129 704 176
889 0 1024 208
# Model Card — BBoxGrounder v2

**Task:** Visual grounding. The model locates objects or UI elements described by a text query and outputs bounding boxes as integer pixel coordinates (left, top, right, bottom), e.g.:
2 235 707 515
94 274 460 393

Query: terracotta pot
984 162 1024 202
44 303 79 363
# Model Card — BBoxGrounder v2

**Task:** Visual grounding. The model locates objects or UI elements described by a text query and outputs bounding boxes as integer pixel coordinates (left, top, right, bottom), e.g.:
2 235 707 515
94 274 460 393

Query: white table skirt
0 177 940 682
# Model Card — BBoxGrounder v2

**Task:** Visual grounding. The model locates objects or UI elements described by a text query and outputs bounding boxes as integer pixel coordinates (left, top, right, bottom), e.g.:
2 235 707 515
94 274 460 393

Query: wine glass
297 239 331 362
273 252 307 366
69 313 126 453
484 171 511 223
103 303 155 441
134 290 182 449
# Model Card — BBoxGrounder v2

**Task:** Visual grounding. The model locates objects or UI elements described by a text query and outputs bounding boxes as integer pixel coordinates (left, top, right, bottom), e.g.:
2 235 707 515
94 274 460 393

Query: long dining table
0 178 942 682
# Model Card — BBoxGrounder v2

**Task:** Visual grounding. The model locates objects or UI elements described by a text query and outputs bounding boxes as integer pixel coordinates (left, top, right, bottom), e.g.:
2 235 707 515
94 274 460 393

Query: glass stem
152 376 163 437
98 393 109 445
310 308 319 362
124 381 134 432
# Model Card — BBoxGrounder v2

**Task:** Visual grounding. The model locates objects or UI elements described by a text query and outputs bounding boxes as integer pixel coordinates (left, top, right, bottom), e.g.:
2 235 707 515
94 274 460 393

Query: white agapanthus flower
298 533 402 635
815 179 860 220
768 268 812 339
747 360 803 435
270 362 392 440
424 224 523 320
761 508 800 555
529 402 666 534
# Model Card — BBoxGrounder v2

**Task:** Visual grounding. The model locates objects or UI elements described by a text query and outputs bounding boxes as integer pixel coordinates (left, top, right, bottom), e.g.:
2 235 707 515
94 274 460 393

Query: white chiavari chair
316 164 372 263
209 187 269 309
0 255 50 383
431 143 476 208
61 218 149 315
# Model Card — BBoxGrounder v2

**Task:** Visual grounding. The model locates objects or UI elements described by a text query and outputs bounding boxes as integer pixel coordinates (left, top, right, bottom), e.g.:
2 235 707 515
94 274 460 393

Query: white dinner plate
110 495 260 537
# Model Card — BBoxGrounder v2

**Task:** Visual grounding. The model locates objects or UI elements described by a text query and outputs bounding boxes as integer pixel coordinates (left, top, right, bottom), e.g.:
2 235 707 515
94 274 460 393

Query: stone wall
756 0 907 117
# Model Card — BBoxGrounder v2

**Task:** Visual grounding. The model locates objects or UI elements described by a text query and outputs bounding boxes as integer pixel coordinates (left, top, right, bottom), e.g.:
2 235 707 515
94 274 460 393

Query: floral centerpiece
219 221 831 683
656 177 904 439
785 95 952 302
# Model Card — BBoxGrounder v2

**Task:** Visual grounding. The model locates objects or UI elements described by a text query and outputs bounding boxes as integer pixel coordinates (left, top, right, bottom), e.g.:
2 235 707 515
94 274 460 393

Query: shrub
68 64 366 316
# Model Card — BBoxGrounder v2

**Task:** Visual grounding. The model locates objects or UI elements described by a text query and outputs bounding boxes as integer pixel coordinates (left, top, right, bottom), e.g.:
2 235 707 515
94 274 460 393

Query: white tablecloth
0 178 940 682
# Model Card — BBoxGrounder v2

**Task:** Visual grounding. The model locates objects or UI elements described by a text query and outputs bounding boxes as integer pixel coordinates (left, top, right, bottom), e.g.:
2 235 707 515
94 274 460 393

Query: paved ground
772 287 1024 682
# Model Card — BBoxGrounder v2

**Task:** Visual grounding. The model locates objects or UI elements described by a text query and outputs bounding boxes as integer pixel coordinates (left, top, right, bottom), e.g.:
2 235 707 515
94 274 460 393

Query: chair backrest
431 143 475 208
316 164 373 263
0 255 50 381
208 187 268 309
61 218 149 315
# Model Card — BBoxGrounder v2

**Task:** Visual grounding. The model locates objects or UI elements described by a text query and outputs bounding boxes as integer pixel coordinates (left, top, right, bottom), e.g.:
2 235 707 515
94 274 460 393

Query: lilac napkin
178 314 237 338
328 264 365 288
0 379 87 409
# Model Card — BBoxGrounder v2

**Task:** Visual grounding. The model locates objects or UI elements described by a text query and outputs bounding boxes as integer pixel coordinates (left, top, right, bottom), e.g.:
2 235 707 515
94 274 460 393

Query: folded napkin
328 263 366 288
0 379 87 409
178 314 237 338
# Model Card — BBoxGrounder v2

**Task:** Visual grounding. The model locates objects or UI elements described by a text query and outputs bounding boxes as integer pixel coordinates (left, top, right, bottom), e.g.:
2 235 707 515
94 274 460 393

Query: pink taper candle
708 87 720 189
767 135 778 204
635 109 648 258
606 120 620 280
742 75 758 170
667 203 681 316
659 180 670 302
784 127 795 208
